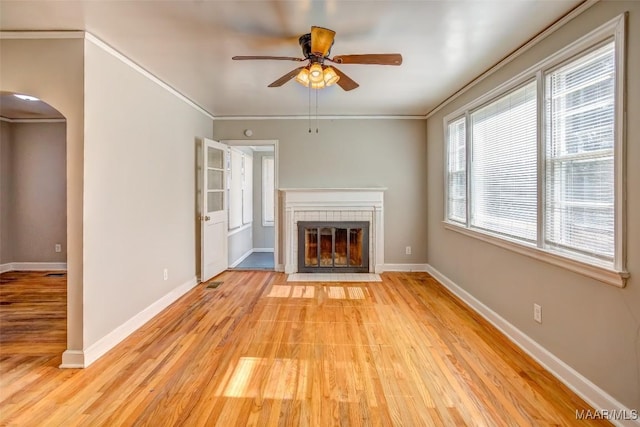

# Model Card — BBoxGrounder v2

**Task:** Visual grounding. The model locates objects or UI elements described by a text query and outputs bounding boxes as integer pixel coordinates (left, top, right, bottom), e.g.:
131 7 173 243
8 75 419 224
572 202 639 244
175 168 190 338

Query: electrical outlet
405 246 412 255
163 268 168 281
55 244 62 253
534 303 542 323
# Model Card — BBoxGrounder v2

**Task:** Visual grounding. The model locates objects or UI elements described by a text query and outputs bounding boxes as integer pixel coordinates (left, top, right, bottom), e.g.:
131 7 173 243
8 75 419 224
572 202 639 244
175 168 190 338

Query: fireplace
281 188 384 274
298 222 369 273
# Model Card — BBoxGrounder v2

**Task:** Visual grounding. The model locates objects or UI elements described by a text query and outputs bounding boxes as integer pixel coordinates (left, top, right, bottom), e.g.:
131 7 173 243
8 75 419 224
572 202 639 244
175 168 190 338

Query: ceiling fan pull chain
316 89 319 133
308 82 312 133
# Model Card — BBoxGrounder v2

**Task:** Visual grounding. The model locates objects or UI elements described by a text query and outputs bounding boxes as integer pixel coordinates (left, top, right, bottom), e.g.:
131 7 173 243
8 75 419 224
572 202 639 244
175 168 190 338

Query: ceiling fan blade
310 26 336 57
330 54 403 65
268 67 306 87
331 66 359 91
232 55 304 61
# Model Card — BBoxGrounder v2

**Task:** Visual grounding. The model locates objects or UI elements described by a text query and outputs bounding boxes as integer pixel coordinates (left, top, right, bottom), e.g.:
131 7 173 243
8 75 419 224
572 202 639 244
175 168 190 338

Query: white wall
1 122 67 263
213 119 428 266
426 1 640 411
83 39 213 349
228 227 252 266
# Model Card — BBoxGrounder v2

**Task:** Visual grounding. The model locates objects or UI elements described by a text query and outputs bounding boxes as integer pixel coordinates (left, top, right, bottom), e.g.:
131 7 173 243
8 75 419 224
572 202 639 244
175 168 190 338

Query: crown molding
83 33 215 120
4 0 598 124
425 0 599 119
214 115 425 120
0 30 84 39
1 30 214 119
0 31 425 120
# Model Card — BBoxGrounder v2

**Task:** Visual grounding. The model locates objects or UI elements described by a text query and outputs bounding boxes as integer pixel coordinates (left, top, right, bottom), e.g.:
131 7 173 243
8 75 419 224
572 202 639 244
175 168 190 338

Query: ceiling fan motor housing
299 33 333 61
298 34 312 58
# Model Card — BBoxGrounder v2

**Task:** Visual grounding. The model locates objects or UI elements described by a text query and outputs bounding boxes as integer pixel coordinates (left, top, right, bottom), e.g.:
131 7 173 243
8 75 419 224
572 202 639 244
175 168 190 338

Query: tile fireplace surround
281 188 385 274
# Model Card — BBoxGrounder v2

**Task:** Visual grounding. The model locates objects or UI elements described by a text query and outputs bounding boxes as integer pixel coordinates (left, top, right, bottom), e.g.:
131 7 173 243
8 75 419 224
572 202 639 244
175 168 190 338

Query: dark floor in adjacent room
232 251 274 270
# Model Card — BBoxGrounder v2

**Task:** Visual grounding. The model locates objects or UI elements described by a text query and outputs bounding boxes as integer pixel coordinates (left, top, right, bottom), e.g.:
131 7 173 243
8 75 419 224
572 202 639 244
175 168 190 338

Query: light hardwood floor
0 270 609 426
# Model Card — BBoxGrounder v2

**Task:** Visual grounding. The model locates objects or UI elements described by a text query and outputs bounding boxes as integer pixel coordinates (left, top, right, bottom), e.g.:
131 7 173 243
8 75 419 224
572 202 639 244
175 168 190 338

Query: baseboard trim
425 264 639 427
276 264 285 272
1 262 67 272
230 249 254 268
81 276 198 367
60 350 85 369
380 263 429 272
252 248 275 253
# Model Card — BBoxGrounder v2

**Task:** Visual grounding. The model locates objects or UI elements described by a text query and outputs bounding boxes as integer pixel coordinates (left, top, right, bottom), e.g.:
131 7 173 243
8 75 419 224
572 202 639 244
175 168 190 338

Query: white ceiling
0 0 583 118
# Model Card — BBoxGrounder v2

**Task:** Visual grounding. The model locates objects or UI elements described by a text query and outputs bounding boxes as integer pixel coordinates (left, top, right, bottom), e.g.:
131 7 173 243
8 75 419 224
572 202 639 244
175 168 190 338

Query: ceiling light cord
315 89 319 133
308 82 312 133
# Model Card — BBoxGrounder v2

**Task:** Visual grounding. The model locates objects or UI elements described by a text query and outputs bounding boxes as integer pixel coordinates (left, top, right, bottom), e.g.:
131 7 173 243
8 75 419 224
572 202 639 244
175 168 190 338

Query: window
545 43 615 262
228 148 253 230
262 156 275 227
471 80 538 241
444 16 626 287
242 154 253 225
446 117 466 223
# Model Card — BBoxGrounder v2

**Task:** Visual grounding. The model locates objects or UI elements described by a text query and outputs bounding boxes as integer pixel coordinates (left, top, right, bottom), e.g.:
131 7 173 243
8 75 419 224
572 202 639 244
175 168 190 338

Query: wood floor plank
0 271 612 426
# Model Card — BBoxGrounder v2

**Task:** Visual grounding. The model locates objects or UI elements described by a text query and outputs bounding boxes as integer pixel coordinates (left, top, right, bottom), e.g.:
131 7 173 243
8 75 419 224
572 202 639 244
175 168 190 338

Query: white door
200 138 229 282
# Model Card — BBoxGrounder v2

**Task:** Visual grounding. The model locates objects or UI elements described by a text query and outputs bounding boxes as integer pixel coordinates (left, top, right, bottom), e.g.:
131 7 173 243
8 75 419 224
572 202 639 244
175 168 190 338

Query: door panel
201 138 229 282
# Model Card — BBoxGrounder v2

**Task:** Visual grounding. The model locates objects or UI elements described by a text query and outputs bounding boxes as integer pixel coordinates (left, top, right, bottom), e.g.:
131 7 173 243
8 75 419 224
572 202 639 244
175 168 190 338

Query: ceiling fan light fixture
310 80 325 89
295 67 311 87
323 66 340 86
309 63 324 83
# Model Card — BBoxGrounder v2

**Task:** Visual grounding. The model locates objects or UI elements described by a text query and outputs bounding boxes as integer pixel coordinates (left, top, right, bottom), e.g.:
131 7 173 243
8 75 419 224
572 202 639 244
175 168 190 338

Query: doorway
0 91 68 367
222 140 279 271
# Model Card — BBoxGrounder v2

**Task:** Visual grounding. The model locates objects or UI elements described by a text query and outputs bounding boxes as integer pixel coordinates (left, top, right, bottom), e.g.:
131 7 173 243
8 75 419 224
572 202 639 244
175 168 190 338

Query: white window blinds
446 117 466 223
470 81 538 241
544 42 615 261
442 17 625 285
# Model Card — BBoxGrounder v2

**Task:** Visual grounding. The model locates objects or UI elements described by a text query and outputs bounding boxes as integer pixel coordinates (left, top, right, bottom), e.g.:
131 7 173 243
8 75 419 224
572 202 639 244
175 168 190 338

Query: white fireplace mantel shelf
280 188 385 274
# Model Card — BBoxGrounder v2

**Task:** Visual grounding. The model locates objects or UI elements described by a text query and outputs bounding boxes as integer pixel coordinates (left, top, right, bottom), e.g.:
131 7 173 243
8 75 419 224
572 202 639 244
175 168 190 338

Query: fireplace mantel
280 188 385 274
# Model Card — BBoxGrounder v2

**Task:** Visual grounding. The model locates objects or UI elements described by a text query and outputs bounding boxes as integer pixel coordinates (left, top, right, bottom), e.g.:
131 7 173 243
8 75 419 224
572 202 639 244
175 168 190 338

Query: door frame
221 139 281 272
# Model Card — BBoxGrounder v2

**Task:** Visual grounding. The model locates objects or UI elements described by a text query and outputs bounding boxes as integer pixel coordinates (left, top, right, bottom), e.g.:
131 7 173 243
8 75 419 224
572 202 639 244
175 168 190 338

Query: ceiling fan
232 26 402 91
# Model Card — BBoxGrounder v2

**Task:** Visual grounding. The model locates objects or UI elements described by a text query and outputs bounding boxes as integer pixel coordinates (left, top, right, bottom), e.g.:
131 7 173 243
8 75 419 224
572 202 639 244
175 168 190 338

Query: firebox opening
297 221 369 273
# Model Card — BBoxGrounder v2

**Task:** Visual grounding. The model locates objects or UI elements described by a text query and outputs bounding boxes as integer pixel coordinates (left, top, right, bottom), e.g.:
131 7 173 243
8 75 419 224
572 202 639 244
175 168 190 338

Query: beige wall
213 119 428 265
426 1 640 410
0 122 67 263
0 38 85 354
0 121 13 264
83 39 214 347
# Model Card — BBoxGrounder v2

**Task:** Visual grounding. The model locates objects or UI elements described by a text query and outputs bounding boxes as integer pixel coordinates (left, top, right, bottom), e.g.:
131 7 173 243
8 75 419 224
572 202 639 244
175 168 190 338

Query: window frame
442 14 628 287
445 115 468 225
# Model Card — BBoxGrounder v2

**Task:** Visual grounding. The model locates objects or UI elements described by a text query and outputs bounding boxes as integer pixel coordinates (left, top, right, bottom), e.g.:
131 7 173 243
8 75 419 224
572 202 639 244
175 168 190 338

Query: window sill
442 221 628 288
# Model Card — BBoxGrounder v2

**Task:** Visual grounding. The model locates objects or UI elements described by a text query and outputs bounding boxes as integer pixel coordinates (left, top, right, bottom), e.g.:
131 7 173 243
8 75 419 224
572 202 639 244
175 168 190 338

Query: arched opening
0 91 68 366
